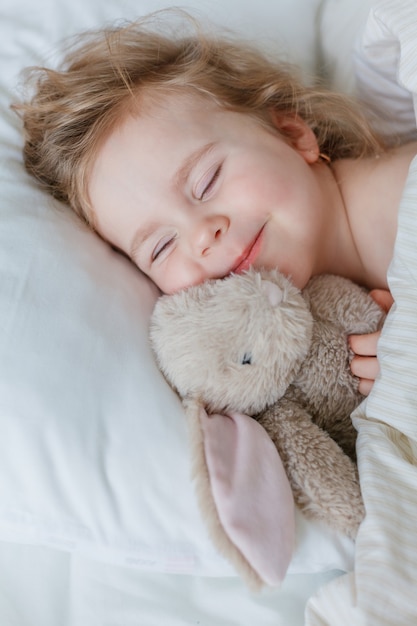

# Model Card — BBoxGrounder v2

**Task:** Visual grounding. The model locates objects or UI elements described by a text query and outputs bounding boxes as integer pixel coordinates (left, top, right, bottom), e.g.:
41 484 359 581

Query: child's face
89 92 325 294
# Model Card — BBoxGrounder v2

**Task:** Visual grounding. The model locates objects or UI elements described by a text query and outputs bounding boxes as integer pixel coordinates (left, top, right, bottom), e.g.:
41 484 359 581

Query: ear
269 111 319 164
184 398 295 590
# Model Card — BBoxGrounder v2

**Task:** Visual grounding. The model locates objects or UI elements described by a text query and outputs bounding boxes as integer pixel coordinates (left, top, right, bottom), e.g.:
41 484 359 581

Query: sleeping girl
15 10 410 394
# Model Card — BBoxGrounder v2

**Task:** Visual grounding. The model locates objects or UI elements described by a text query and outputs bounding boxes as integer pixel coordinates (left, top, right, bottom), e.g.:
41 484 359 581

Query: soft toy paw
149 269 385 588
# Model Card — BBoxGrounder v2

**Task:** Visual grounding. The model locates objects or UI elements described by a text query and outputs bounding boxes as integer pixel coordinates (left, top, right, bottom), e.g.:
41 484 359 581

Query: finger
369 289 394 312
350 355 380 380
357 378 374 397
349 331 380 356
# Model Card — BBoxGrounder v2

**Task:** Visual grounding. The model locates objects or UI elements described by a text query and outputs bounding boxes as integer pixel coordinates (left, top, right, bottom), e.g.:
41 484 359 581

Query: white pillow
318 0 374 93
320 0 417 139
0 0 354 578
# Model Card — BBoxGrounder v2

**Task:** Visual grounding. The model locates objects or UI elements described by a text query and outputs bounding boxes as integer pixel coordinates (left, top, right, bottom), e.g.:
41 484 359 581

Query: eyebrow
130 141 217 262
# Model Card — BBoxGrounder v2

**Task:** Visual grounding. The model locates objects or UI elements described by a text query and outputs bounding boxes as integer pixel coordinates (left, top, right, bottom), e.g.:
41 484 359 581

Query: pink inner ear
200 409 295 586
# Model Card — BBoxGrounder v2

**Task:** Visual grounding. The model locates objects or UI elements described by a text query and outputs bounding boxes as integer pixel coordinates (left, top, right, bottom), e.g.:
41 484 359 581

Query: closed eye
152 233 176 262
197 164 222 200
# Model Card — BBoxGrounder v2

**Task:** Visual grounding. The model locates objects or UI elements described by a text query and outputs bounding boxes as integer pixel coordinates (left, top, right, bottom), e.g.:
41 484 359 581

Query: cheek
233 165 278 206
152 262 200 295
244 173 294 212
242 150 297 202
150 267 179 295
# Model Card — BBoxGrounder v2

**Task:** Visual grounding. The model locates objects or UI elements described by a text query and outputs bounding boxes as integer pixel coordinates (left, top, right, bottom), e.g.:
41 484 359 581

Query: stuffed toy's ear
185 399 295 590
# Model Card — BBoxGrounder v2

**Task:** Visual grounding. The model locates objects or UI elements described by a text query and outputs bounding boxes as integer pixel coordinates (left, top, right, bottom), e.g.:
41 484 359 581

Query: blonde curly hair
14 10 384 225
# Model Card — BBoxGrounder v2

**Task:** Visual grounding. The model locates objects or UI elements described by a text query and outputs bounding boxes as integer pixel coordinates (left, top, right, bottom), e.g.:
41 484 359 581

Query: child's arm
349 289 394 395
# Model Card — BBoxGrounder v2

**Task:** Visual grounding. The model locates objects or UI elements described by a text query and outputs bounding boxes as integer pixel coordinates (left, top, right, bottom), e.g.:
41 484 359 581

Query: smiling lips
232 227 264 274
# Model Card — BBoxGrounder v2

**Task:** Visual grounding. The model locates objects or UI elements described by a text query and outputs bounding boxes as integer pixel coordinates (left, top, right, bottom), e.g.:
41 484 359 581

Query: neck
312 162 368 287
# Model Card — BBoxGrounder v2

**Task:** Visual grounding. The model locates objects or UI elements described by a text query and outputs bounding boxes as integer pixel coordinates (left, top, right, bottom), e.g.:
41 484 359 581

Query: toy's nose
261 280 283 307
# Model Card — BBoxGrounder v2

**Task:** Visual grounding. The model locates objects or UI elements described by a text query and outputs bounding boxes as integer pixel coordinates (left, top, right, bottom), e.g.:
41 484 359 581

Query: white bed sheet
0 541 340 626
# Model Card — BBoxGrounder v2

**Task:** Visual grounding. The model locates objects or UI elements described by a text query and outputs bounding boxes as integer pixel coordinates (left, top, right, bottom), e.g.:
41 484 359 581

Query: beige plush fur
150 269 385 583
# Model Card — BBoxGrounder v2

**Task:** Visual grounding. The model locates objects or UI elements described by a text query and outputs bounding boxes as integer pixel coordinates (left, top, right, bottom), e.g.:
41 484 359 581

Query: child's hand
349 289 394 396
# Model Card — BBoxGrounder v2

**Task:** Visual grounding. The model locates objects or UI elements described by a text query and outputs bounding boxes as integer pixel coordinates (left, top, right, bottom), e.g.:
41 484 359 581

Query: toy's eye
241 352 252 365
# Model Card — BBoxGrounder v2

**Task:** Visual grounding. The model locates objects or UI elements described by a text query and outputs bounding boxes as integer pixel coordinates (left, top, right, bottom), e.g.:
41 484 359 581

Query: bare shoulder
334 141 417 289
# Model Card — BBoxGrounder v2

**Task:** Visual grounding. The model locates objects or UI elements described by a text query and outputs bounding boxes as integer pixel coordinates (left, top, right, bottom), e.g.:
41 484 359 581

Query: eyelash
152 233 176 262
199 164 222 200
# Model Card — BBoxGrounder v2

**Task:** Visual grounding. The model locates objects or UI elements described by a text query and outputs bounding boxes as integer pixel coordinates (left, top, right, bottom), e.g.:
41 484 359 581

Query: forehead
89 91 222 188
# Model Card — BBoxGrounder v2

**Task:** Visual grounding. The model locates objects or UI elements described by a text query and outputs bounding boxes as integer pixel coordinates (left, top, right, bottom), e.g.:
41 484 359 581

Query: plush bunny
149 269 385 589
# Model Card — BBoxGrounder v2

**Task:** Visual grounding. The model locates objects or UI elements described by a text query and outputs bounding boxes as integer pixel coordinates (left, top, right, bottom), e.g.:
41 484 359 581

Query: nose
191 214 229 256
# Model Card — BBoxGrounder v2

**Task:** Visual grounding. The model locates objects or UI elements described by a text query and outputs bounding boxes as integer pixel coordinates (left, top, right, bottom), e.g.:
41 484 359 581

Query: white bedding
3 0 415 624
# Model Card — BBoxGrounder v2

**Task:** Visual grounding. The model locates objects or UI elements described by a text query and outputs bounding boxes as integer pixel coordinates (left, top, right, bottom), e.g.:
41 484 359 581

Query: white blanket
306 1 417 623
